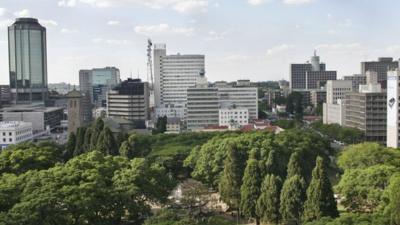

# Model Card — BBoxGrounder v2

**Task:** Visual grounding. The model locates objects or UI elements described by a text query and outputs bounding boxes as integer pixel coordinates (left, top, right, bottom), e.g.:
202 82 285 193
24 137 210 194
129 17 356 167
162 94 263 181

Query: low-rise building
0 121 33 149
219 108 249 128
0 106 64 132
166 117 182 134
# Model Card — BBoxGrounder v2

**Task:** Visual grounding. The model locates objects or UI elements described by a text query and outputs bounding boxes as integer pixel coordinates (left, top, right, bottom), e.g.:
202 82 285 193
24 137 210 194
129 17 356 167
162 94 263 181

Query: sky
1 0 400 85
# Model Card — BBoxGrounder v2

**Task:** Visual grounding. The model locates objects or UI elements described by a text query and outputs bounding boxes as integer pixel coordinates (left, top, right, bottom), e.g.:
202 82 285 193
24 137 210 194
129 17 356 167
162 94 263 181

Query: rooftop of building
0 121 32 129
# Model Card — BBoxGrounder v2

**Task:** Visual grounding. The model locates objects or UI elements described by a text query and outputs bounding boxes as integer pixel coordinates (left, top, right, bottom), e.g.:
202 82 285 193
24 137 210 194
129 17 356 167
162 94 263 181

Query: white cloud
248 0 271 6
134 23 195 36
0 8 6 16
14 9 30 17
204 30 227 41
107 20 120 26
173 0 208 13
0 19 12 29
316 43 365 55
61 28 78 33
283 0 315 4
92 38 131 45
58 0 209 13
385 45 400 54
266 44 294 56
40 19 58 27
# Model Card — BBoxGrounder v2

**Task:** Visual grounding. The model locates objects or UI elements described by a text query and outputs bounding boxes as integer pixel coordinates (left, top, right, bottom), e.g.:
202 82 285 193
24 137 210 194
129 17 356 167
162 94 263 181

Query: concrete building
344 74 367 91
387 69 400 148
79 67 120 107
219 108 249 128
186 87 219 131
154 106 185 119
290 52 336 90
0 106 63 132
323 80 353 125
153 43 205 111
361 57 398 88
66 90 92 134
218 86 258 121
310 89 327 107
107 78 150 122
0 121 33 149
326 80 353 104
345 90 386 144
8 18 48 105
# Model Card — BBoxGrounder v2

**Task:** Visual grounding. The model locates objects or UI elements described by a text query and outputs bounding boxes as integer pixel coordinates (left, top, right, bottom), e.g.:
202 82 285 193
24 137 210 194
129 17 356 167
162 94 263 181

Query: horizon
1 0 400 85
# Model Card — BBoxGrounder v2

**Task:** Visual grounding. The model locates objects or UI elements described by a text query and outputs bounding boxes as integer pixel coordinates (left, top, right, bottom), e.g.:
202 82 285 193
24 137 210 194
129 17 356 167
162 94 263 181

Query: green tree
83 127 93 152
74 127 86 156
287 151 302 178
240 151 262 225
153 116 167 134
256 174 282 225
303 157 339 223
337 143 400 170
96 127 118 155
280 175 307 225
218 142 245 210
264 149 281 177
64 132 76 160
336 164 397 212
387 174 400 225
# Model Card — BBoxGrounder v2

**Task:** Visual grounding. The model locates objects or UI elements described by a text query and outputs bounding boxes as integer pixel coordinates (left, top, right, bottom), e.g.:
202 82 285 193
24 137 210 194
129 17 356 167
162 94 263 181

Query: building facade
66 90 92 134
219 108 249 128
323 80 353 126
361 58 398 88
344 74 367 91
186 87 219 131
0 121 33 149
345 92 386 144
107 79 150 121
0 106 63 132
8 18 48 105
218 87 258 121
79 67 120 107
387 69 400 148
290 52 337 90
153 43 205 112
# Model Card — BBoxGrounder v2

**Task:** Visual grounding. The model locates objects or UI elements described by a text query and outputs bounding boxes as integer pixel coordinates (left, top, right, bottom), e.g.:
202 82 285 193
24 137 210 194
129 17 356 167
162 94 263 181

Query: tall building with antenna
153 43 205 118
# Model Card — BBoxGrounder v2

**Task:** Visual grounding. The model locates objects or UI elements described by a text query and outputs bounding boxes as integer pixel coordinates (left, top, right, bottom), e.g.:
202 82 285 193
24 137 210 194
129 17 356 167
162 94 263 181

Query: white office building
153 44 205 112
218 87 258 120
219 108 249 128
0 121 33 149
387 69 400 148
323 80 353 125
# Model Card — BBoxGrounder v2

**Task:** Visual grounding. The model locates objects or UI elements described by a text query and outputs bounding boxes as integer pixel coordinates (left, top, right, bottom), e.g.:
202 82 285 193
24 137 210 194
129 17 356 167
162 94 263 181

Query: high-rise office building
153 44 205 112
361 58 398 88
343 74 367 91
8 18 48 105
79 67 120 107
107 79 150 121
290 52 336 90
345 73 386 144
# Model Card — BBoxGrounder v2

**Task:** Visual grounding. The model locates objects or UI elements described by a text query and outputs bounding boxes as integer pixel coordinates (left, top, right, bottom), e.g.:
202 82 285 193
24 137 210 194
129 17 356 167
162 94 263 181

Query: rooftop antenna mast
147 39 154 89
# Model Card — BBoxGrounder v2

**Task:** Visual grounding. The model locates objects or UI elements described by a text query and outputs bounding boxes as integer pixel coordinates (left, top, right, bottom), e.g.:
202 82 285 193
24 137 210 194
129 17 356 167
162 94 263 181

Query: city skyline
1 0 400 84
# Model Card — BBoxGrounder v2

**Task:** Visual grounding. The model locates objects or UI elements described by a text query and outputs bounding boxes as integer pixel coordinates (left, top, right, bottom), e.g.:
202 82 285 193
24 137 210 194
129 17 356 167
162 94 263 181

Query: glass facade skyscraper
8 18 48 105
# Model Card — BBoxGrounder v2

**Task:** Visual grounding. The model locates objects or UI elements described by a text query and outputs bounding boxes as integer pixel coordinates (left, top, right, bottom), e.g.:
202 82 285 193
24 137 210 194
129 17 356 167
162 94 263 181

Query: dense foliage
311 121 364 144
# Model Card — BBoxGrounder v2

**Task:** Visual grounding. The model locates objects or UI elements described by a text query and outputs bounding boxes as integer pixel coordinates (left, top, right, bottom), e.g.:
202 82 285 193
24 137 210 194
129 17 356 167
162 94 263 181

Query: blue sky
0 0 399 84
